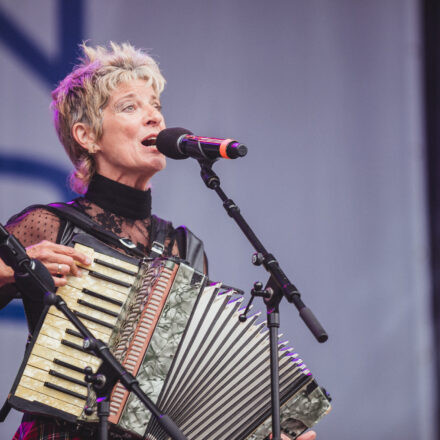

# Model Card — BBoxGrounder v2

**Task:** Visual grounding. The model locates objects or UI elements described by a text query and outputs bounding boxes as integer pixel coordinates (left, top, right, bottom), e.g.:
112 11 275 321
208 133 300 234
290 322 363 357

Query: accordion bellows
7 233 331 439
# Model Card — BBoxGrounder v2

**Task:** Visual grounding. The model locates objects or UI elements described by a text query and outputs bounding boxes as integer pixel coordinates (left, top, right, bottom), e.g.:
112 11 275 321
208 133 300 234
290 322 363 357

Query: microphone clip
198 159 220 189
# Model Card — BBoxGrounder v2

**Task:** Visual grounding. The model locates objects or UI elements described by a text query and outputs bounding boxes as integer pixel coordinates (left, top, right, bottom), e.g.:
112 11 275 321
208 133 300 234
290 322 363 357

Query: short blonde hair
51 41 166 194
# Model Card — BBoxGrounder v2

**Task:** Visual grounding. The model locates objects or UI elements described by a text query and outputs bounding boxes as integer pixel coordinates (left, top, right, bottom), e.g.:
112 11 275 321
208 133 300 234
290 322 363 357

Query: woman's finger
45 262 77 277
50 255 83 277
52 275 68 288
26 241 91 277
29 251 80 277
297 431 317 440
273 431 317 440
51 243 92 266
28 241 91 265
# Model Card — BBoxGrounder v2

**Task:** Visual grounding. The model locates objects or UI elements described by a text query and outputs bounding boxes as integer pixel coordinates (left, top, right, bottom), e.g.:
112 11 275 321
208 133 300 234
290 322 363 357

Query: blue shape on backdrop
0 1 84 88
0 153 75 201
0 153 74 322
0 1 84 321
0 301 25 322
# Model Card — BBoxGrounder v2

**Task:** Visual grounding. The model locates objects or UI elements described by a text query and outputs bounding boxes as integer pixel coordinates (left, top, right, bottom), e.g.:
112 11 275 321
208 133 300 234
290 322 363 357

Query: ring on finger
57 263 62 275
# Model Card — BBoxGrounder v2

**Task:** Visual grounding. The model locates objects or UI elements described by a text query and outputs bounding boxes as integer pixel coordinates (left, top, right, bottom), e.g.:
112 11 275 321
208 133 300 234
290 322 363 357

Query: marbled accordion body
8 234 331 439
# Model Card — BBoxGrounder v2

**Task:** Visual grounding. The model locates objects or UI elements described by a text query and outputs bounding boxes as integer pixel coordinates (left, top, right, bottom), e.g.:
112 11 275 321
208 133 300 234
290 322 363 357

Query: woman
0 42 316 440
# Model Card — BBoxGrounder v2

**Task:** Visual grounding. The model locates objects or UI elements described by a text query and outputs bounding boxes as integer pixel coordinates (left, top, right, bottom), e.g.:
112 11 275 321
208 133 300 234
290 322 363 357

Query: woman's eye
123 104 135 112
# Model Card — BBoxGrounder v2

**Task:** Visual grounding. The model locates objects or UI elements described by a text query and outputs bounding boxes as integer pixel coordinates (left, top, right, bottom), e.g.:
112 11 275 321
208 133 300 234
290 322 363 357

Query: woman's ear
72 123 101 154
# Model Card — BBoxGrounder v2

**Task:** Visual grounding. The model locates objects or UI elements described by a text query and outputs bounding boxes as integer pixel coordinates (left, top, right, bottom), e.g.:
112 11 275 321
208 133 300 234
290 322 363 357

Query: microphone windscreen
156 127 193 159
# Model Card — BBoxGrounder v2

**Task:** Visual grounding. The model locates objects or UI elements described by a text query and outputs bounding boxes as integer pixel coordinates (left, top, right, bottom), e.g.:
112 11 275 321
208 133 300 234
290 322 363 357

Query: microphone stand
198 159 328 440
0 224 187 440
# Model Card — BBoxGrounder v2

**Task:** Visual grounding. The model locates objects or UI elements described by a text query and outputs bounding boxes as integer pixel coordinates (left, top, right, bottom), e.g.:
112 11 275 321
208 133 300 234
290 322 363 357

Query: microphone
156 127 247 160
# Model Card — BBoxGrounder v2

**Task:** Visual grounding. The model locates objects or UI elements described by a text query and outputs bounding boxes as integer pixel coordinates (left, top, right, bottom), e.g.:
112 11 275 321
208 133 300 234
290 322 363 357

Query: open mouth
141 137 157 147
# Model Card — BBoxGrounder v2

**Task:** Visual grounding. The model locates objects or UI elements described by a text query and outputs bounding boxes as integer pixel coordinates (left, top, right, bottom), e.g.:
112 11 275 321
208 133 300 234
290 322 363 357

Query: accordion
7 233 331 439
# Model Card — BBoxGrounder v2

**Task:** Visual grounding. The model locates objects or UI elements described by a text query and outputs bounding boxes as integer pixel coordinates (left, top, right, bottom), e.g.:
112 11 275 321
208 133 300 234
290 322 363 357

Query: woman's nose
144 105 163 126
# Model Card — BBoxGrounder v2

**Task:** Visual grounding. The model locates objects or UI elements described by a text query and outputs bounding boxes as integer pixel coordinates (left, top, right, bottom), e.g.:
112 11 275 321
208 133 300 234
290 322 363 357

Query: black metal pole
97 400 110 440
268 307 281 440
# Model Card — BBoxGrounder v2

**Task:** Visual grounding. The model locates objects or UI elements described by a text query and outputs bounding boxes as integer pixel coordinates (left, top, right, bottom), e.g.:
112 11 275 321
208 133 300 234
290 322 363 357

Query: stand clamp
239 281 272 322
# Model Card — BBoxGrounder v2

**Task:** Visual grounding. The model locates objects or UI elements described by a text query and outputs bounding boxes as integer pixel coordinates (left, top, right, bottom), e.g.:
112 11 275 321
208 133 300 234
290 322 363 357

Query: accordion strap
46 203 147 258
7 203 206 272
149 215 170 258
45 204 206 271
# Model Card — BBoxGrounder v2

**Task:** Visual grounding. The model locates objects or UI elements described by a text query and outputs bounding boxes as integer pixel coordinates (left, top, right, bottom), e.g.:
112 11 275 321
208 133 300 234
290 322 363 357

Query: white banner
0 1 433 439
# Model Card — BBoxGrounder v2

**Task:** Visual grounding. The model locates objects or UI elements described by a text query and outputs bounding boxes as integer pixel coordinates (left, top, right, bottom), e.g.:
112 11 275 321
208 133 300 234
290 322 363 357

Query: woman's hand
271 430 317 440
295 431 316 440
0 258 15 287
26 240 92 287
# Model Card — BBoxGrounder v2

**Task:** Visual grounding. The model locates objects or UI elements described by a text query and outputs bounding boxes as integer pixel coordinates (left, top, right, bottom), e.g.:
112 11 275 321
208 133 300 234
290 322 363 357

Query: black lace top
6 174 181 258
0 174 183 319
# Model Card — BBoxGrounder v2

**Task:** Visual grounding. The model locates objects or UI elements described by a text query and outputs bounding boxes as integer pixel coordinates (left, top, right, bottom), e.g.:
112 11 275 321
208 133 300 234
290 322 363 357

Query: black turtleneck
84 174 152 220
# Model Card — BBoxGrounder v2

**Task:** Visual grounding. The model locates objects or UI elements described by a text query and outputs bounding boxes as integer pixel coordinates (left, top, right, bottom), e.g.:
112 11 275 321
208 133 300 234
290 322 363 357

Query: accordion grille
108 261 179 422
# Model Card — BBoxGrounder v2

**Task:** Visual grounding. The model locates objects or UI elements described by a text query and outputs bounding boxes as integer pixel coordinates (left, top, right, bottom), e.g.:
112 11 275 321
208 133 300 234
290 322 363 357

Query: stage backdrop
0 1 433 439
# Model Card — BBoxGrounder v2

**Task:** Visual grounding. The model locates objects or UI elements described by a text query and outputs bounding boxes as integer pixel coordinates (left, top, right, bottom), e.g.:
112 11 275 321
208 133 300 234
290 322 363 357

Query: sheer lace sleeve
6 207 61 247
0 208 63 309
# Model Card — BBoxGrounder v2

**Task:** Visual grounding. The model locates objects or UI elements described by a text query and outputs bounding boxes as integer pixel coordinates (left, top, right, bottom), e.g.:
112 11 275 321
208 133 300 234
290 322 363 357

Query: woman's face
94 79 166 189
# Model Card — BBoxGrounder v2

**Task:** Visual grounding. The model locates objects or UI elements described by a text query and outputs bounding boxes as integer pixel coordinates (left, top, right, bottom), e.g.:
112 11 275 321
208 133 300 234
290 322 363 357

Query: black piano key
53 358 86 374
77 299 119 318
73 311 114 329
65 329 83 339
61 339 88 354
82 288 123 306
49 369 87 388
88 270 132 288
44 381 87 400
93 258 137 276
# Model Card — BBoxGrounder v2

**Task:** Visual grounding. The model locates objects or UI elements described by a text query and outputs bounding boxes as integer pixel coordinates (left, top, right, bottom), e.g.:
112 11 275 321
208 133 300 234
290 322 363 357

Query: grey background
0 1 434 439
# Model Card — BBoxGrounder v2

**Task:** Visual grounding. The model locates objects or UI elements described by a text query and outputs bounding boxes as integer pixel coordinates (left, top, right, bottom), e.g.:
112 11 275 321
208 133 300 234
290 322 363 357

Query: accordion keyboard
14 242 139 418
